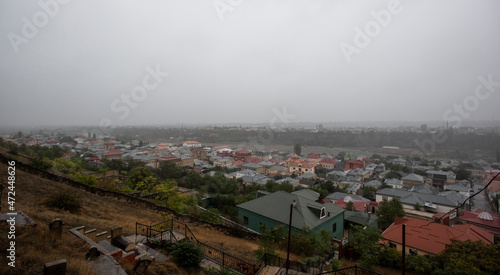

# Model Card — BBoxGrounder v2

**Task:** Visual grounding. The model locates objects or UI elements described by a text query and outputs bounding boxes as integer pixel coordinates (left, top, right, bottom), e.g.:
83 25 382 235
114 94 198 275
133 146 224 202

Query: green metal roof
237 189 344 230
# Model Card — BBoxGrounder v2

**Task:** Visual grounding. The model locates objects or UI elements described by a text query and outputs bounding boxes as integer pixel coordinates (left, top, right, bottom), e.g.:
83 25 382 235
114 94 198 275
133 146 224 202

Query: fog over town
1 0 500 127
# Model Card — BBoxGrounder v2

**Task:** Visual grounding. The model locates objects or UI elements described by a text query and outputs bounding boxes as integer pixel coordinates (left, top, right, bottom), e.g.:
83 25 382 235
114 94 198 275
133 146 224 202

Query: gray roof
298 172 316 179
237 190 344 230
365 180 382 188
326 192 370 202
346 183 362 193
276 177 299 185
242 163 263 169
377 188 458 207
401 173 424 182
426 170 455 178
344 211 378 227
385 178 403 186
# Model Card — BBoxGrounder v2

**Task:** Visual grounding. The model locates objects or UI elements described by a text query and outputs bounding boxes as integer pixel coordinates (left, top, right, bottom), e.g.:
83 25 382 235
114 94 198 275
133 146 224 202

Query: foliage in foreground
170 241 204 270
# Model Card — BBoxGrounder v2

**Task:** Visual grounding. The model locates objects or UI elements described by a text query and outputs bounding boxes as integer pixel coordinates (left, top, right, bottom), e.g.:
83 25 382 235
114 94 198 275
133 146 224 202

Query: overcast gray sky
1 0 499 127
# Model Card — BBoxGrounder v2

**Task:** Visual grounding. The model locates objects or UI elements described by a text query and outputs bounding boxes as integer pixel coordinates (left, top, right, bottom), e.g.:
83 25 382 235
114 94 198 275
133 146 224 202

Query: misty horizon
1 0 500 127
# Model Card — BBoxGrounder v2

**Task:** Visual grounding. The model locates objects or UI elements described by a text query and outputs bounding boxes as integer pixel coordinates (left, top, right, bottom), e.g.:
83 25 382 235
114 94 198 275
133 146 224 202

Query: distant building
425 170 456 187
401 173 425 187
182 141 201 148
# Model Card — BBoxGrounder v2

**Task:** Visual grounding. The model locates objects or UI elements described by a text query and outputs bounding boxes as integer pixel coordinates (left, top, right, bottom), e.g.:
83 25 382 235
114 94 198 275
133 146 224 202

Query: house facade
237 190 345 238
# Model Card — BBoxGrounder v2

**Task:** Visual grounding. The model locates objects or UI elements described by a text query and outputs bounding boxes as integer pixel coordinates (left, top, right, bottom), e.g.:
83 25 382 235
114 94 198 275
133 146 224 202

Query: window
243 216 249 225
409 249 418 256
389 243 396 249
320 207 326 219
332 223 337 233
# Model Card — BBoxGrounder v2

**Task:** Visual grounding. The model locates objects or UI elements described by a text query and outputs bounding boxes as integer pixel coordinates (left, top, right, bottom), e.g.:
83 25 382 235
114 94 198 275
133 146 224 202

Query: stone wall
0 153 259 240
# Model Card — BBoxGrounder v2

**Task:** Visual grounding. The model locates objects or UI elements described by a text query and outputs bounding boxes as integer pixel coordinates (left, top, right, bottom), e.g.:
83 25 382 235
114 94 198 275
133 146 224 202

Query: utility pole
286 200 296 275
402 223 406 275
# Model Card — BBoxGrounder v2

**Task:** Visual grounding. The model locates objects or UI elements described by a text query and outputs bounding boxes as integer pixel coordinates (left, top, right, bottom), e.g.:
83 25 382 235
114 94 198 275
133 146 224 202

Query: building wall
237 208 344 239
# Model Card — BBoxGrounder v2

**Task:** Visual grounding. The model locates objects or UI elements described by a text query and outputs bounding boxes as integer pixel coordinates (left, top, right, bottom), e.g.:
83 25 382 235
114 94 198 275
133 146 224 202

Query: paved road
471 182 494 212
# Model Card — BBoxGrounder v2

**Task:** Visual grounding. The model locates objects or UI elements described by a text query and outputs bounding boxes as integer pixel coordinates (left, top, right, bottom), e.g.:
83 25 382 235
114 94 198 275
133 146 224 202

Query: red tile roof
319 158 339 164
382 217 493 255
458 210 500 236
245 157 263 164
102 149 124 156
306 154 321 159
334 199 368 212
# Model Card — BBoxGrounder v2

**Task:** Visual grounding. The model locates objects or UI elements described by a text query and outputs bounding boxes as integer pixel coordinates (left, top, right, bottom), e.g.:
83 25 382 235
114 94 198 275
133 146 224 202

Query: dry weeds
0 161 299 274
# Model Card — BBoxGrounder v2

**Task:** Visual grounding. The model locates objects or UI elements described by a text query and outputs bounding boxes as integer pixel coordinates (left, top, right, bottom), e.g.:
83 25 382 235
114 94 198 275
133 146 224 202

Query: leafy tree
122 156 145 172
254 224 286 260
406 254 434 274
199 208 223 224
347 224 381 270
346 201 355 211
455 168 470 180
185 170 204 190
157 161 185 180
170 241 204 270
104 159 127 172
377 198 406 230
126 167 154 189
52 158 76 173
384 171 402 180
30 157 52 170
135 175 157 194
361 186 377 200
435 240 500 274
414 202 422 211
379 245 401 269
72 172 98 186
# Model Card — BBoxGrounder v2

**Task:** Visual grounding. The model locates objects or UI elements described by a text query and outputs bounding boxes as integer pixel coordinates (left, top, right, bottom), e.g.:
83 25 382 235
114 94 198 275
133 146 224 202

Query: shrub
329 258 341 271
199 208 223 224
44 192 81 212
170 241 204 270
31 157 52 170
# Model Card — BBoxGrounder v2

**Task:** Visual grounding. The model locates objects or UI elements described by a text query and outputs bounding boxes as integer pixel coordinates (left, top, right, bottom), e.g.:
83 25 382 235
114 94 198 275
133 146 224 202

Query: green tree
384 171 402 180
170 241 204 270
104 159 127 172
377 198 406 230
414 202 422 211
126 167 154 189
135 175 157 194
347 224 381 270
436 240 500 274
157 161 185 180
455 168 470 180
254 224 286 260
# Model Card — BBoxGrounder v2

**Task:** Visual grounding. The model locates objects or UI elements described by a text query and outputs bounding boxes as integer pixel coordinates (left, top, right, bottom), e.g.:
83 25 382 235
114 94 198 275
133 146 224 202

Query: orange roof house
382 217 493 255
286 154 317 175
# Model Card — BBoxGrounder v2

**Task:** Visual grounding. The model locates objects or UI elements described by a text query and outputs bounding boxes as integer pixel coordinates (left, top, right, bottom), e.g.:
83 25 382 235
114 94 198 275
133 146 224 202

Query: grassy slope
0 161 264 274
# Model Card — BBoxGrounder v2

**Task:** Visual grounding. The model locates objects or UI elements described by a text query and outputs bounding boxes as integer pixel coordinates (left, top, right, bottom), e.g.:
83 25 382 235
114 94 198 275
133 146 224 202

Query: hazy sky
1 0 499 127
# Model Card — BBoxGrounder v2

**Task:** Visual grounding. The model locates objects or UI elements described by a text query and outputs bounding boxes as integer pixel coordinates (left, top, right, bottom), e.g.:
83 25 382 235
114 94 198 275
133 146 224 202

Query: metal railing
316 265 382 275
137 219 380 275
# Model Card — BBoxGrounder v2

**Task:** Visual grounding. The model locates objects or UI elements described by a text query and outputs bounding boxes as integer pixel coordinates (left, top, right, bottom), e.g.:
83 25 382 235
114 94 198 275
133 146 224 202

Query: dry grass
0 161 286 274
